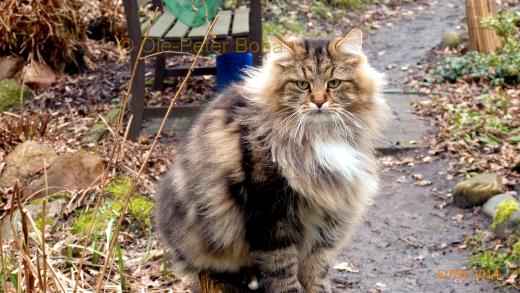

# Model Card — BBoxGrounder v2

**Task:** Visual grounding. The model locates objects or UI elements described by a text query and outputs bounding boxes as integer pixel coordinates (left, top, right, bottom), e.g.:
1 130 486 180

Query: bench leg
128 53 145 141
153 54 166 91
250 0 263 66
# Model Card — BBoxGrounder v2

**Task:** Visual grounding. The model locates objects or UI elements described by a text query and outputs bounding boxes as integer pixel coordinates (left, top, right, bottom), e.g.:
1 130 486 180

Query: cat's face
249 29 386 142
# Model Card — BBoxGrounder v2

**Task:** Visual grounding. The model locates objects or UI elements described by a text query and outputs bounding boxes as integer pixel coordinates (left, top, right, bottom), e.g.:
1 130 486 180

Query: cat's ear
267 35 295 58
336 29 363 55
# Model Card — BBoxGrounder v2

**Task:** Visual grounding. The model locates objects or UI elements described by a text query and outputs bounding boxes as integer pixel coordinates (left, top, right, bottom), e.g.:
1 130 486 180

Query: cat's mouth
309 101 330 114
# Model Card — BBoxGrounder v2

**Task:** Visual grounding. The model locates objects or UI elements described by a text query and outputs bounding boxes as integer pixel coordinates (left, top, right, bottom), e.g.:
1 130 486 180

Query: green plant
310 2 334 20
493 199 519 228
441 93 517 150
471 251 508 272
331 0 378 9
116 242 127 292
430 11 520 85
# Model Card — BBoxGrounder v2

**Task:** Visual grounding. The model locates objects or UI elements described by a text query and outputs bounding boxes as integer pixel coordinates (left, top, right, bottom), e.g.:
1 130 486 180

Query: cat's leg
300 248 332 293
251 247 304 293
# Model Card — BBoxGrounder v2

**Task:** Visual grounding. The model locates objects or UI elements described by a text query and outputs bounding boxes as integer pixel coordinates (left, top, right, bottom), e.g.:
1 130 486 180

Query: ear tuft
267 35 295 59
336 29 363 55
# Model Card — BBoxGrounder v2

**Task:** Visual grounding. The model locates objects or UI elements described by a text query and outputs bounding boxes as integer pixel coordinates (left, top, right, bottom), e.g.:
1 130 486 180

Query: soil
335 154 512 293
333 0 514 292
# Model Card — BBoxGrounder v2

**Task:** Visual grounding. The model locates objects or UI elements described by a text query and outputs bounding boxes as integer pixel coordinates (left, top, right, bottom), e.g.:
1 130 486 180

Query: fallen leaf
451 214 464 221
333 262 359 273
416 180 432 186
505 273 517 285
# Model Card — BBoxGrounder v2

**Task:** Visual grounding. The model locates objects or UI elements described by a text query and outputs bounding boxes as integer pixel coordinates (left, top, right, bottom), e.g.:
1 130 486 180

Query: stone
493 210 520 239
440 31 460 49
0 56 24 81
483 191 518 218
25 152 105 197
1 197 67 239
452 173 506 208
24 61 57 91
0 141 57 188
0 79 34 112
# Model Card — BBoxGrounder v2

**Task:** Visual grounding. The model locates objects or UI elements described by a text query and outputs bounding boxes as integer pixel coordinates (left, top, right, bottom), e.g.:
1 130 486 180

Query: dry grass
0 0 88 73
0 3 219 291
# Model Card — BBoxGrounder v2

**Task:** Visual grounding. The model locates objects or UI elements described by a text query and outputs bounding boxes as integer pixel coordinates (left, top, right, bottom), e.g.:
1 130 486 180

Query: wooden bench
122 0 262 139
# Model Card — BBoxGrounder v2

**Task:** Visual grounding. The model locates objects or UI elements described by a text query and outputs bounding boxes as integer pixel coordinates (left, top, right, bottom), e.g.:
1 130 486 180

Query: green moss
0 79 34 112
34 217 54 231
512 241 520 258
72 177 154 235
331 0 379 9
493 199 519 228
29 192 69 205
106 177 133 198
471 251 507 272
310 2 333 20
129 195 154 224
71 200 122 235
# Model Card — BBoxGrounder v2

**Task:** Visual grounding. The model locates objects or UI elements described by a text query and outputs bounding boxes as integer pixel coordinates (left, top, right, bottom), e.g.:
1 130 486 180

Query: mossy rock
129 195 154 224
453 173 506 208
440 31 460 49
493 199 519 228
106 176 154 223
72 200 122 235
72 177 154 235
0 79 34 112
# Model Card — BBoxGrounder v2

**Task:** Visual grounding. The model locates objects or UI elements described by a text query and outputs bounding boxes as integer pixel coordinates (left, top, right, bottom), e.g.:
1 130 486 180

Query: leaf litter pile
0 0 466 292
410 8 520 188
411 77 520 187
409 9 520 289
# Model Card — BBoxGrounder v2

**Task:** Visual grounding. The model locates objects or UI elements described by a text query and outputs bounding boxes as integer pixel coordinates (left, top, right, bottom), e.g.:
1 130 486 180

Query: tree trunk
465 0 501 53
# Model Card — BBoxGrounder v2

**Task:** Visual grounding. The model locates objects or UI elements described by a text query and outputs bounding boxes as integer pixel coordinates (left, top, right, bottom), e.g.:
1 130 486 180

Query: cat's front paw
263 280 304 293
308 285 331 293
304 280 331 293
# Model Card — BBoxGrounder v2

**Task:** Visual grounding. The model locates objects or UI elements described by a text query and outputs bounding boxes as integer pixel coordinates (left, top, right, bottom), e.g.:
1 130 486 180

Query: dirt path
333 1 513 292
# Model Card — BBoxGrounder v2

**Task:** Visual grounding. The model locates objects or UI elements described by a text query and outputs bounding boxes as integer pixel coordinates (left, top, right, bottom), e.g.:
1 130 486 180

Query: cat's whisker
335 109 371 132
335 110 392 146
282 111 304 134
333 112 358 149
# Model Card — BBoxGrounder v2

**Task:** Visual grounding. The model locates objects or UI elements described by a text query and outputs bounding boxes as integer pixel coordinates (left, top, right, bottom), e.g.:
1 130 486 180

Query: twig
71 8 161 293
0 222 8 292
94 15 220 293
42 160 48 293
98 113 116 138
65 98 79 134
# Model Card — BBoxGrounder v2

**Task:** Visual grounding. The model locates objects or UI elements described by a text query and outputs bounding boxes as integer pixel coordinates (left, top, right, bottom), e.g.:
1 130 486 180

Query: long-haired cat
155 29 390 292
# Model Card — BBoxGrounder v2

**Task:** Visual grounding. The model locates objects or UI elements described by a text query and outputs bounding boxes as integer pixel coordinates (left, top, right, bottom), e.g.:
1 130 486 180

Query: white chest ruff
313 142 367 181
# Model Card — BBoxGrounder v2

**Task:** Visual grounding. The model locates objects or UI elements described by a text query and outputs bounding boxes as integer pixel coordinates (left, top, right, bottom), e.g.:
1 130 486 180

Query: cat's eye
296 80 310 90
328 80 341 88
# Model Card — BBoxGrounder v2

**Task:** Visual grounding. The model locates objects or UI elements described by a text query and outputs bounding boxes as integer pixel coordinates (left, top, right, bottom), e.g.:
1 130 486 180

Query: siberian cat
155 29 390 292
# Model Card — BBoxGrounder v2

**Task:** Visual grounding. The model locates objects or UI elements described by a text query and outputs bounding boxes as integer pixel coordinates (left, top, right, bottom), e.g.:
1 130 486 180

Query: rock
24 60 57 91
1 197 67 239
0 79 34 112
493 210 520 239
483 191 518 218
452 173 506 208
25 152 105 197
440 31 460 49
0 56 24 81
0 141 57 188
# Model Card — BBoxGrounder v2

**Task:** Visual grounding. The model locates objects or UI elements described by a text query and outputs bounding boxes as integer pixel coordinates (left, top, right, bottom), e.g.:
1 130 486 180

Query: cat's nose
314 100 325 108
